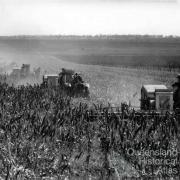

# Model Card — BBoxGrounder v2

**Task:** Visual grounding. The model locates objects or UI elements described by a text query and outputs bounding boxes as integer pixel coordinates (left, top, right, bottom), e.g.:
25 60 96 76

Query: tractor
58 68 90 97
42 68 90 97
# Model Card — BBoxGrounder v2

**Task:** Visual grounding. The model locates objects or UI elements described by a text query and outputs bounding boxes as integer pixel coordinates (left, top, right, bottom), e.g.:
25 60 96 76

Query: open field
1 36 180 68
0 36 179 106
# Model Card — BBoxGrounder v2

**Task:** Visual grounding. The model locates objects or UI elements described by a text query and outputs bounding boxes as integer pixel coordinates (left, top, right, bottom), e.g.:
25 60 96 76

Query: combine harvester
89 74 180 118
42 68 90 97
42 68 180 118
139 74 180 114
10 64 41 83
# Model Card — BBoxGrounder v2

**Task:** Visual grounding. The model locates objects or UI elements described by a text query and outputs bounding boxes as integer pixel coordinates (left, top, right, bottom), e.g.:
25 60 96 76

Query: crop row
0 81 179 179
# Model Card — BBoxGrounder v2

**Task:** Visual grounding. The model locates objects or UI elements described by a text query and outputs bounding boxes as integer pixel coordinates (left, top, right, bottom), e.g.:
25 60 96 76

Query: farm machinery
140 84 173 112
42 68 90 97
10 64 41 81
0 63 41 85
42 69 180 117
88 74 180 118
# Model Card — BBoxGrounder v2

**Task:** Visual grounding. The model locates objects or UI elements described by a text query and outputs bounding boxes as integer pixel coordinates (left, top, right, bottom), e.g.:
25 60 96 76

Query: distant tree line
1 35 180 42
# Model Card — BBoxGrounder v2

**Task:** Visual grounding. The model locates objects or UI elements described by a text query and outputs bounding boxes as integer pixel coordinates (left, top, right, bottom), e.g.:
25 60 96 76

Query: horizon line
0 34 180 38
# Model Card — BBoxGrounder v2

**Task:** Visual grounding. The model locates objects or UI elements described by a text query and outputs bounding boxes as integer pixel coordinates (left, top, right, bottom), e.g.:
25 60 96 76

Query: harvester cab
141 85 173 112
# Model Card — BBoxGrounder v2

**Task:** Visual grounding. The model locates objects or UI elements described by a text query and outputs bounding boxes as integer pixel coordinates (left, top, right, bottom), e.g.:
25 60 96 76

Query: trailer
42 74 59 87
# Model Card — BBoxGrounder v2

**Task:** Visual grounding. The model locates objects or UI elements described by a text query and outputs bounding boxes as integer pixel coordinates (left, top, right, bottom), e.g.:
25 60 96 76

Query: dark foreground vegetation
0 76 179 179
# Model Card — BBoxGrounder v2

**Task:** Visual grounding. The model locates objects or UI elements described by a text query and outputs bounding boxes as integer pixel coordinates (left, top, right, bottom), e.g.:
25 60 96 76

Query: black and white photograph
0 0 179 179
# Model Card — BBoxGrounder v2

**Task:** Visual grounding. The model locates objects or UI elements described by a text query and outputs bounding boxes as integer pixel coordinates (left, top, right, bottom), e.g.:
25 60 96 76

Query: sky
0 0 180 36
